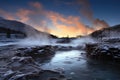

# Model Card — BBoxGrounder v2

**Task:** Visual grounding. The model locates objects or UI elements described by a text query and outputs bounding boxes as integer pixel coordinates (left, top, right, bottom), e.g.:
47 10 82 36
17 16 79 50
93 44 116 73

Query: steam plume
77 0 109 29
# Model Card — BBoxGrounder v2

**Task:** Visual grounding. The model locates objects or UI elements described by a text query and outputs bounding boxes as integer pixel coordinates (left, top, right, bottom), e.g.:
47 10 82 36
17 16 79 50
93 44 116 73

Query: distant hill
0 17 57 39
90 24 120 40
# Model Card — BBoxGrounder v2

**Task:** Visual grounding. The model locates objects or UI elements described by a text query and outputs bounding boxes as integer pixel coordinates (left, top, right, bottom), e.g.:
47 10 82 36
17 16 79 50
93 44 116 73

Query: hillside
90 24 120 40
0 17 57 39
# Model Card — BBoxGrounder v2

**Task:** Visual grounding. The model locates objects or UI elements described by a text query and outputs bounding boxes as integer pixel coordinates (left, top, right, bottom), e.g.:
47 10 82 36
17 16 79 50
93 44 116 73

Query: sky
0 0 120 37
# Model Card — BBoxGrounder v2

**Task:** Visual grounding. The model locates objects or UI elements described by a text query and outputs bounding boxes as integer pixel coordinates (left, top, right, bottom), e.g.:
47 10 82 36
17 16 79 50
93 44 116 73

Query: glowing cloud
30 2 43 9
0 1 109 37
0 9 15 20
46 11 94 37
16 9 34 22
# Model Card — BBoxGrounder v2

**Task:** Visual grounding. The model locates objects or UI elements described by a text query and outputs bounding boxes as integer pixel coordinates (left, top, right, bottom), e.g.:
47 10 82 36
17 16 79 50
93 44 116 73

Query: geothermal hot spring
0 35 120 80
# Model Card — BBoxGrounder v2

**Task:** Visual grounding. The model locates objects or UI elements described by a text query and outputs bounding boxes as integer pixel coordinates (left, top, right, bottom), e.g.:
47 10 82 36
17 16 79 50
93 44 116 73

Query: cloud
46 11 94 37
63 0 109 29
0 1 108 37
77 0 109 29
0 9 15 20
77 0 94 21
30 2 43 9
93 19 109 30
16 9 34 22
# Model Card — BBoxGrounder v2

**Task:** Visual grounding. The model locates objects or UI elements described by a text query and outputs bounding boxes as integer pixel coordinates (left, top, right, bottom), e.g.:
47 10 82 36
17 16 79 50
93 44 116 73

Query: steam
77 0 94 21
77 0 109 29
71 36 97 47
93 19 109 30
17 25 51 46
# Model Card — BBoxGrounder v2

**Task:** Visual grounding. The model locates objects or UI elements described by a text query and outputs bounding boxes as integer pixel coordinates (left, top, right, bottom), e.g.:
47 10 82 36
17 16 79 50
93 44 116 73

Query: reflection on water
41 50 86 70
41 50 120 80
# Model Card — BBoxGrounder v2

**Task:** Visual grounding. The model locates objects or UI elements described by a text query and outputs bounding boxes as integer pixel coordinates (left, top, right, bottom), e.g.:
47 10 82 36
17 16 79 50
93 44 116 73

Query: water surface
41 50 120 80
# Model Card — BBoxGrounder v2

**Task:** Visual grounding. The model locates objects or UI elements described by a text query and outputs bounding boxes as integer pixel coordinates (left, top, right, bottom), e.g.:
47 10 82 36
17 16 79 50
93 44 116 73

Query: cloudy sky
0 0 120 37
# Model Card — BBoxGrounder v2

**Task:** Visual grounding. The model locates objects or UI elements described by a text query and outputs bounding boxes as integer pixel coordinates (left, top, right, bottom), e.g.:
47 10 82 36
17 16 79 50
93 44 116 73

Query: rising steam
77 0 109 29
18 25 51 46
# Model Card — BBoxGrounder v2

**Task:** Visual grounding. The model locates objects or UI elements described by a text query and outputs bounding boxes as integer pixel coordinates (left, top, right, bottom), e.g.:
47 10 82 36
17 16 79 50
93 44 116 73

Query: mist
71 36 96 46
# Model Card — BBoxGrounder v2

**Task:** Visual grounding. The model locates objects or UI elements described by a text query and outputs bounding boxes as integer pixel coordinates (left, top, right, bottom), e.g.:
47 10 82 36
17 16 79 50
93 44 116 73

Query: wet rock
7 56 41 73
48 76 68 80
8 72 41 80
2 56 68 80
0 45 72 80
56 38 71 43
104 38 120 43
11 56 34 64
57 46 73 51
54 68 65 74
15 45 55 58
3 70 16 80
85 43 120 60
59 74 65 78
5 70 66 80
48 77 59 80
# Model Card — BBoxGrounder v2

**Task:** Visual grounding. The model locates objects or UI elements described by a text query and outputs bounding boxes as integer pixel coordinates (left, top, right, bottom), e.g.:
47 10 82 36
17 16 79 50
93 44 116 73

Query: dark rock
11 56 34 64
85 43 120 60
6 70 66 80
48 77 58 80
15 45 55 58
57 38 71 43
59 74 65 78
3 70 16 80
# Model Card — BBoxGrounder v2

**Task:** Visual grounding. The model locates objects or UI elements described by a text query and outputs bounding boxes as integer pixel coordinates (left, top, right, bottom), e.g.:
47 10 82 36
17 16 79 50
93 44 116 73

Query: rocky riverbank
0 45 73 80
85 43 120 60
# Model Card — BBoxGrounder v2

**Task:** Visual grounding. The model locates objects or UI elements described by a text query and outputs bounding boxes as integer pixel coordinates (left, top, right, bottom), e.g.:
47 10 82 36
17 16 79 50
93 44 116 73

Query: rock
54 68 65 74
70 72 75 75
48 77 58 80
15 45 55 58
85 43 120 60
59 74 66 79
56 38 71 43
8 72 41 80
6 70 66 80
3 70 16 80
11 56 34 64
0 45 73 80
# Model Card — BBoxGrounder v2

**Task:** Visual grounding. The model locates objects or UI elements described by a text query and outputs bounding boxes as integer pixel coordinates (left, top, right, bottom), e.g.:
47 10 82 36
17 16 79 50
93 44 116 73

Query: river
41 50 120 80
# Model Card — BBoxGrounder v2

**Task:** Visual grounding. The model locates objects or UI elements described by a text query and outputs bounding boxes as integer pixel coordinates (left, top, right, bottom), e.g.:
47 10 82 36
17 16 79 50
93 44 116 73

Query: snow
12 56 33 62
3 70 14 76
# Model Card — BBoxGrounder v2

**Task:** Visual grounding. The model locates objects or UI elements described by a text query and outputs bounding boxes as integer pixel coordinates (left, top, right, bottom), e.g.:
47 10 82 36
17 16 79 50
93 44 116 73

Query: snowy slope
90 25 120 39
0 17 57 39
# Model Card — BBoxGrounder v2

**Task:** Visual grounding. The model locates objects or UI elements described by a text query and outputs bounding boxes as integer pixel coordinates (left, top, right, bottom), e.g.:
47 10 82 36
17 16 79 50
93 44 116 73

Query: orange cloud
0 9 15 20
16 9 34 22
30 2 43 9
0 2 101 37
93 19 109 30
45 11 94 37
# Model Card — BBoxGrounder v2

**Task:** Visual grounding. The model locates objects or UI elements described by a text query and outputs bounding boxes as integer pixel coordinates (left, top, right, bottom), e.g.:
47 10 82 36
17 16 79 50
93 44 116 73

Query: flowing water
41 50 120 80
